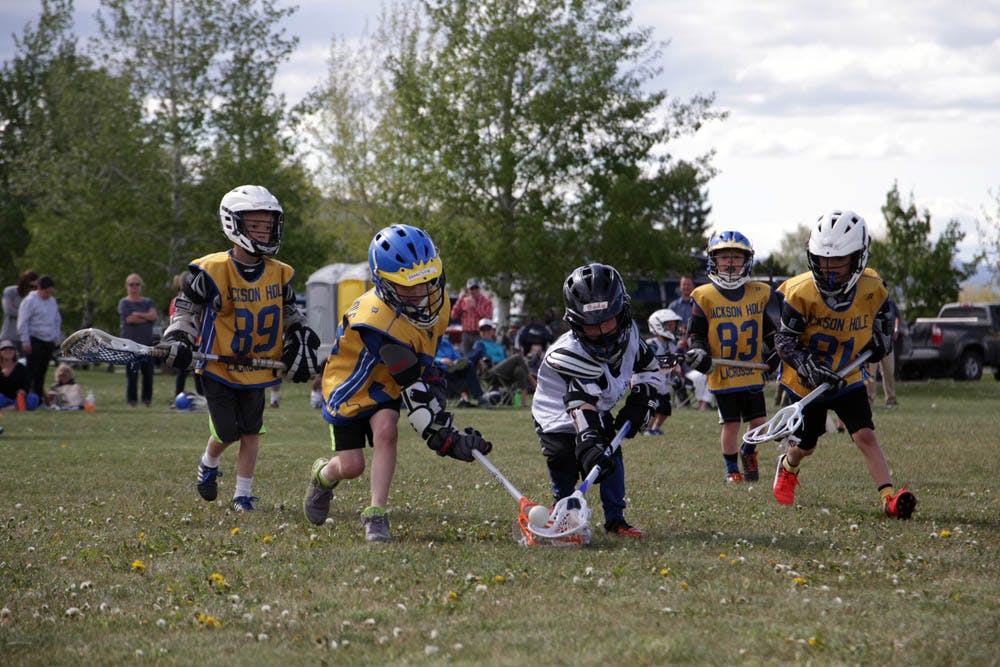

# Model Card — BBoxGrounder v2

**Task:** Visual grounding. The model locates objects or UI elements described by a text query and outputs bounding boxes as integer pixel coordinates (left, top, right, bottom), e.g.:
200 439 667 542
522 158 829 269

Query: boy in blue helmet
685 231 781 483
303 224 493 542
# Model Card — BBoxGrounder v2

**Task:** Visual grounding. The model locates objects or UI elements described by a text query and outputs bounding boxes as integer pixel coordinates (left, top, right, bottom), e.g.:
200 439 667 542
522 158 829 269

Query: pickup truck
898 302 1000 381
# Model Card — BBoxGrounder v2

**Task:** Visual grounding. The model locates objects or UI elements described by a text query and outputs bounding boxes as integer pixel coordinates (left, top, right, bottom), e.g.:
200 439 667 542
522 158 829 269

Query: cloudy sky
2 0 998 262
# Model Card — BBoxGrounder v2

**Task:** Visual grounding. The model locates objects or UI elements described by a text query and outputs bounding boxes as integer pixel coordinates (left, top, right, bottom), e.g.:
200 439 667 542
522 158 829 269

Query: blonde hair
56 363 75 383
126 273 143 288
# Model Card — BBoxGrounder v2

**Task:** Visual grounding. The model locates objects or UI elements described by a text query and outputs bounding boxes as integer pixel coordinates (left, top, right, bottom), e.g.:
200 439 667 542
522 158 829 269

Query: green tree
870 183 980 320
95 0 301 278
311 0 724 321
0 0 77 286
767 223 811 276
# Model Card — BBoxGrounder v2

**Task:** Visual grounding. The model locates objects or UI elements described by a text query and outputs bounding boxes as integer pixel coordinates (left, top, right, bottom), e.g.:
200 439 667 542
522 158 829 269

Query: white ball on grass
527 505 550 528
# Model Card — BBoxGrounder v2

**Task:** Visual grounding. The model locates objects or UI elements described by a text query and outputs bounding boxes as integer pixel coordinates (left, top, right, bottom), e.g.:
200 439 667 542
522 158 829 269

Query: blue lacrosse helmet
706 231 755 289
368 224 447 329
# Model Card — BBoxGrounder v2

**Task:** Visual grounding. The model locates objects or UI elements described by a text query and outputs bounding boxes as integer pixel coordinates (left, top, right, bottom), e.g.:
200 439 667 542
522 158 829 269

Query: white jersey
532 324 662 435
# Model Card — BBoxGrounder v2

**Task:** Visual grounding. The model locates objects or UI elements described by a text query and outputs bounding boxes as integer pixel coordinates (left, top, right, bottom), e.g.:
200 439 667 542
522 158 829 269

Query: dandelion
659 568 670 577
939 529 952 538
448 591 459 601
196 612 221 628
262 535 273 544
494 575 506 583
210 572 227 588
131 559 146 571
793 577 809 586
230 527 240 536
718 553 727 559
138 532 145 540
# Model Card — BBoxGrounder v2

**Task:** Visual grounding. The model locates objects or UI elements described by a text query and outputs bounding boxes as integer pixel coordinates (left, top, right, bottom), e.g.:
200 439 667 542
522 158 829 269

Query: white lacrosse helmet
219 185 284 256
648 308 681 341
807 209 870 300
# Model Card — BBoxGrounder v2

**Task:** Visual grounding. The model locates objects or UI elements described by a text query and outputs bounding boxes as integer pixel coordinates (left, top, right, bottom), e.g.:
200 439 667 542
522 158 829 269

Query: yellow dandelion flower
730 559 738 566
793 577 808 585
230 527 240 536
808 636 819 647
131 559 146 571
718 553 726 559
659 568 670 577
262 535 273 544
210 573 227 587
448 591 459 601
494 575 506 583
138 532 145 540
939 529 951 538
680 581 688 589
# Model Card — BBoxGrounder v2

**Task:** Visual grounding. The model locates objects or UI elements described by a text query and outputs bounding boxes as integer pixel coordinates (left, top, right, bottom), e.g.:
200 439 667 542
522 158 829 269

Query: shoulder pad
545 348 603 380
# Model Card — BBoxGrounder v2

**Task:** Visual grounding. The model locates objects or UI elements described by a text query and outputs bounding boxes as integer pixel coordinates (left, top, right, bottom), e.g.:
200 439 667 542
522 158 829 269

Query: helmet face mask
807 210 869 300
563 263 632 364
369 224 446 329
219 185 284 256
707 231 754 290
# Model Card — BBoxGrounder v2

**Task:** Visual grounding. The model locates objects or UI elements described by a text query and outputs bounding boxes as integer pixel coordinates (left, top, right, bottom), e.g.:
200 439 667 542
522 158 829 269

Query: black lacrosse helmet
563 263 632 364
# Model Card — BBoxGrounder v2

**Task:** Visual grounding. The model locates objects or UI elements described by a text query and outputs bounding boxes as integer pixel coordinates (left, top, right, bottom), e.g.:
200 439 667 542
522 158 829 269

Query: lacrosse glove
427 426 492 462
283 323 321 383
161 331 194 370
575 428 615 482
861 318 892 364
685 347 712 373
614 384 657 437
798 356 846 394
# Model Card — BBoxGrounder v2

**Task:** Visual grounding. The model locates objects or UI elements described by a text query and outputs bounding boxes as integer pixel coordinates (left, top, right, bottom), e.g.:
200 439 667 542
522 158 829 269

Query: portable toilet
305 262 373 358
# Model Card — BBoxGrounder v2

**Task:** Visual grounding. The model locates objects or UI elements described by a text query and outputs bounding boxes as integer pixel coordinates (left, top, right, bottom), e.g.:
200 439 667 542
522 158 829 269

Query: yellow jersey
777 268 887 398
322 288 450 425
690 281 772 393
191 251 294 388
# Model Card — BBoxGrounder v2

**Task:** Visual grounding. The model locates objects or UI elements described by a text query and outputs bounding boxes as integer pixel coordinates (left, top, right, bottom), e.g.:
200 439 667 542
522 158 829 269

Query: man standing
17 275 61 396
451 278 494 353
667 275 696 349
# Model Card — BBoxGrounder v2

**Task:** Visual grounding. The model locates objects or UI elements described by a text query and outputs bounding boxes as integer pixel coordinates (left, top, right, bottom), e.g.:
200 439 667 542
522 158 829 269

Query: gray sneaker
304 458 337 525
362 509 391 542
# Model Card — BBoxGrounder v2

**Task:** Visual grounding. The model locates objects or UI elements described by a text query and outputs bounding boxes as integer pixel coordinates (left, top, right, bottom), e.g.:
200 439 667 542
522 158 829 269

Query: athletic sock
740 442 756 456
878 483 894 500
235 476 253 498
723 453 739 474
201 451 221 469
782 457 800 474
362 505 386 517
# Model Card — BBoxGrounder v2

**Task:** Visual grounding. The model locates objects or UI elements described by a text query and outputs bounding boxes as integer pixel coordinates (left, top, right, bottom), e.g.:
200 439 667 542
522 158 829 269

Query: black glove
161 332 194 370
614 384 657 437
685 347 712 373
862 318 892 364
427 426 493 462
575 428 615 482
283 324 321 383
798 356 846 393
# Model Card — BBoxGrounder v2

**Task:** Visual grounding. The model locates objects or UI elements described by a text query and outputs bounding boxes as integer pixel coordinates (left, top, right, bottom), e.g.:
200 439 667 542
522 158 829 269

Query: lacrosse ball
528 505 550 528
175 392 192 411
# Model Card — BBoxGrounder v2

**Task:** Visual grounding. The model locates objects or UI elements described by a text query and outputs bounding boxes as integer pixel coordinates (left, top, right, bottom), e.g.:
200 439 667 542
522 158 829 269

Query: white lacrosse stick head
743 403 805 446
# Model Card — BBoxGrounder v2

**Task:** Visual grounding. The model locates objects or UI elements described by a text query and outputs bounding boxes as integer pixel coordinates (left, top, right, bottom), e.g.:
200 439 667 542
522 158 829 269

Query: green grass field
1 367 998 665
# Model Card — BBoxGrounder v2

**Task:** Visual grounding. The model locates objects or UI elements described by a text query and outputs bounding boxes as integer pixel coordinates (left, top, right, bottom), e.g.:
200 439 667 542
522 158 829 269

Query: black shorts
654 393 672 417
715 388 767 423
795 385 874 450
330 400 402 451
203 376 265 444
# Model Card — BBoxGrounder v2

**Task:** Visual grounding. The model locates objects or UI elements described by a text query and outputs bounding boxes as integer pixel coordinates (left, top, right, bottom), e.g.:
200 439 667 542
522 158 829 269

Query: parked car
898 302 1000 381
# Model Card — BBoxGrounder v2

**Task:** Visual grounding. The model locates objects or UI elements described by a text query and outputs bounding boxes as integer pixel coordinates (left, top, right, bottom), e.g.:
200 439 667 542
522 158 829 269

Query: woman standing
118 273 158 406
1 271 38 355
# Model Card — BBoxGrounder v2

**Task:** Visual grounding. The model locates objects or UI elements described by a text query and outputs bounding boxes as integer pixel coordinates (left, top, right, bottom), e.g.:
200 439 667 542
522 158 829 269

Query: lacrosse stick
658 353 767 371
61 328 287 371
471 450 548 547
742 350 871 446
526 421 631 541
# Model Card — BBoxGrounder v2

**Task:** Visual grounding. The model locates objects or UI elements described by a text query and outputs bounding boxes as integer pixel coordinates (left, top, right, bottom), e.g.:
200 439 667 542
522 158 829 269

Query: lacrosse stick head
61 328 156 366
743 402 805 446
526 493 593 543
